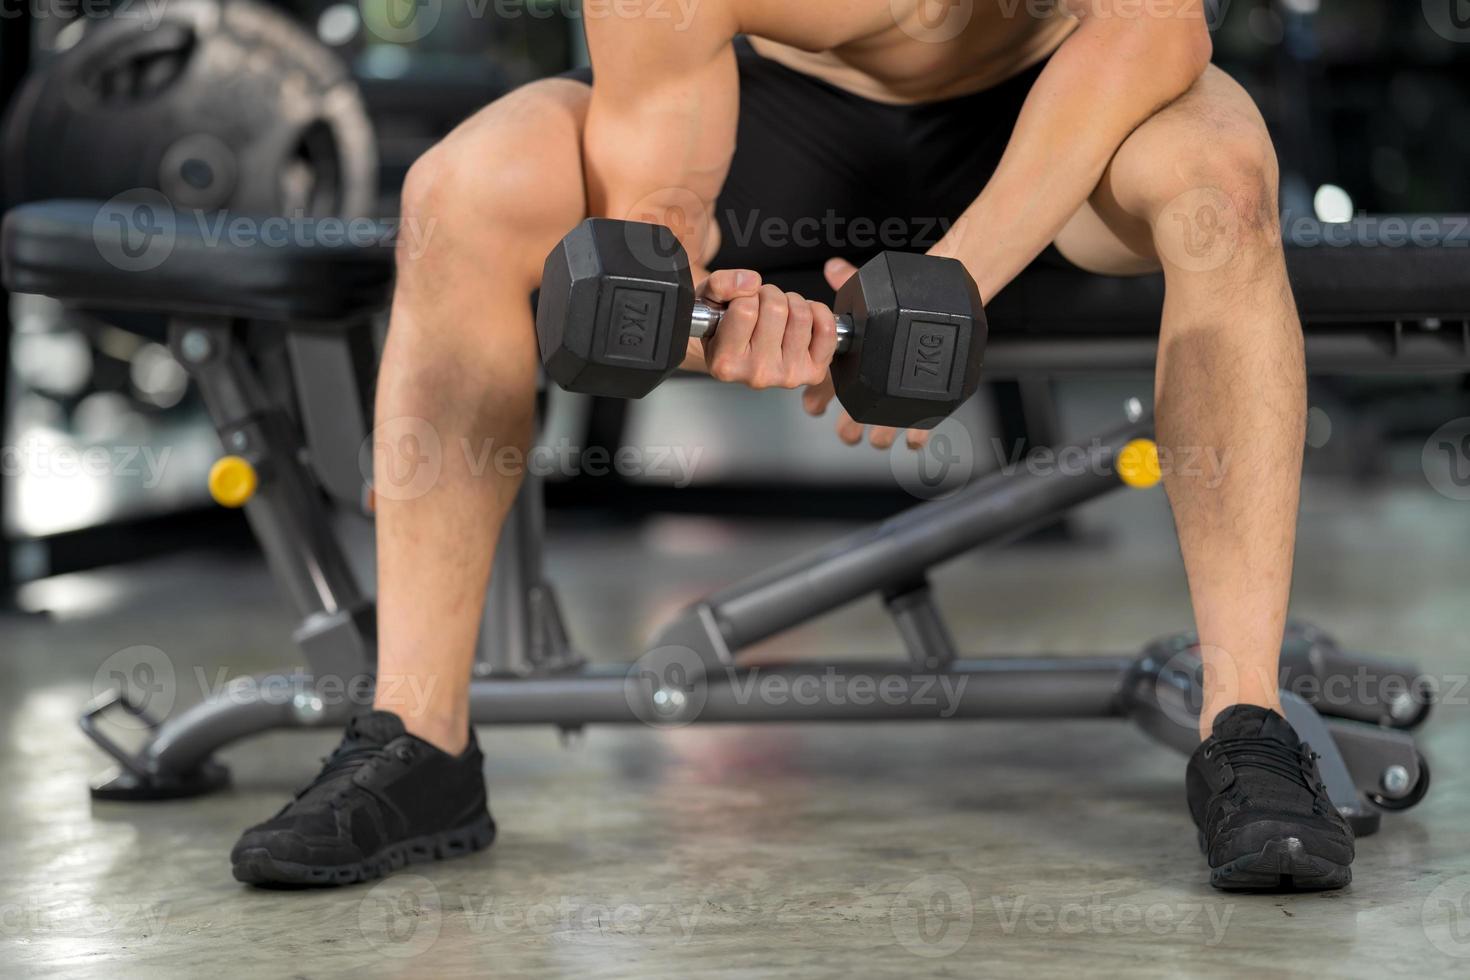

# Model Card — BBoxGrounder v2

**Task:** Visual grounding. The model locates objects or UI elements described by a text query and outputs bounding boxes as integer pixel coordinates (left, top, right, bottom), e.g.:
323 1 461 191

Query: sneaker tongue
1211 704 1299 746
346 710 407 746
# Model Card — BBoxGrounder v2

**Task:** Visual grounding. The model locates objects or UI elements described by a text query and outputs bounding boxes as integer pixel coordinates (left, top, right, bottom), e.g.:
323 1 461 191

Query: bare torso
580 0 1090 266
736 0 1077 103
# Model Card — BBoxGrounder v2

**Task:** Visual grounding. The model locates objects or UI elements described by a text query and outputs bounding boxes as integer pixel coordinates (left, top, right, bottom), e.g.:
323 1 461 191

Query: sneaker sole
232 813 496 888
1208 835 1351 892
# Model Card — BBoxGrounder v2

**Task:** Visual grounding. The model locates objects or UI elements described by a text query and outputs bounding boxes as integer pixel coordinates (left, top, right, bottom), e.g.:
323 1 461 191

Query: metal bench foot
91 760 231 802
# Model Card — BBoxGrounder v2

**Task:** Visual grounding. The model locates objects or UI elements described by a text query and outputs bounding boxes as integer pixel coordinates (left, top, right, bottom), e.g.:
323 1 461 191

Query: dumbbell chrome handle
690 300 854 353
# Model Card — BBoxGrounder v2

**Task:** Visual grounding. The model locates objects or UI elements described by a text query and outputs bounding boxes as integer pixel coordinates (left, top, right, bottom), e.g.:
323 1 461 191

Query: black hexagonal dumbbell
536 218 987 429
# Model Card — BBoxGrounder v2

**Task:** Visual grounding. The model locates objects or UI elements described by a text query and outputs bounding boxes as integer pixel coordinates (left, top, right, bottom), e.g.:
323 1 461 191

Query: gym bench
4 199 1462 836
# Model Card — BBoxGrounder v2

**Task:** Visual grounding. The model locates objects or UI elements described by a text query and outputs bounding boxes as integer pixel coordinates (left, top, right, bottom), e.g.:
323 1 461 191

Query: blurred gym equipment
0 0 378 585
3 0 376 218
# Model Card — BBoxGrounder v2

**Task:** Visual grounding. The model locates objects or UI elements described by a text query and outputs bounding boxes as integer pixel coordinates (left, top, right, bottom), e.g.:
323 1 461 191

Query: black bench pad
5 200 1470 334
991 216 1470 332
2 200 394 324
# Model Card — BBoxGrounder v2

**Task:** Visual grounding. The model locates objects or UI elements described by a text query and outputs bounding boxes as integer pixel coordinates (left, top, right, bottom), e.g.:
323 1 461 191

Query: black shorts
560 37 1062 297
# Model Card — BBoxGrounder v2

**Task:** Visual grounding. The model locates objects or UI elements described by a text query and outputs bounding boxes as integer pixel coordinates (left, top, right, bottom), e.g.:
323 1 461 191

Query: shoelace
1206 736 1322 794
290 740 416 807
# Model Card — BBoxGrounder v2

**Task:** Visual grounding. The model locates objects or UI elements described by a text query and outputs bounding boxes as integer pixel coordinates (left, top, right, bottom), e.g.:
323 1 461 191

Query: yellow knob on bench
208 455 258 508
1117 438 1162 489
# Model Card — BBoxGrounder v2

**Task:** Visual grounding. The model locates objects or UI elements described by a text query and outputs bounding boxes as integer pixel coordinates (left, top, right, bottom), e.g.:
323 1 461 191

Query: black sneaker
1186 704 1354 891
231 710 495 887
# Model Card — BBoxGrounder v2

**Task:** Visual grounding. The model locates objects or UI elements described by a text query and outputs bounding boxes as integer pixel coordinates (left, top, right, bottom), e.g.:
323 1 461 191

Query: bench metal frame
72 311 1437 837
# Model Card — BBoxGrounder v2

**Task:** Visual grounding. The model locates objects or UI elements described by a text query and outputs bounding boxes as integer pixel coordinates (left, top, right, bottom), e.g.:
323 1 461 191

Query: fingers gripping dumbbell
536 218 988 429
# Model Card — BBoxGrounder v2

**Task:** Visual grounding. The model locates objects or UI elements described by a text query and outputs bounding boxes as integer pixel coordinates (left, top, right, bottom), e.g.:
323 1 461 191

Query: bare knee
396 80 589 292
1177 115 1279 238
1109 73 1283 274
383 81 589 420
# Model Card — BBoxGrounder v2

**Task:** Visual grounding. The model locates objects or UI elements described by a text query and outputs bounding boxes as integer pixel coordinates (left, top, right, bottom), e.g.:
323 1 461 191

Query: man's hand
802 258 932 450
688 270 840 391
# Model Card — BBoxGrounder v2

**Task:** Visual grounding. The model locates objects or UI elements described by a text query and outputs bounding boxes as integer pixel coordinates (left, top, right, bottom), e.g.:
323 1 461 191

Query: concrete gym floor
2 457 1469 977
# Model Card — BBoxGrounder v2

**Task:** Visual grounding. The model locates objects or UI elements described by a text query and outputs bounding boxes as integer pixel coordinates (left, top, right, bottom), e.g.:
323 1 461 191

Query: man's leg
231 80 593 886
1053 66 1353 891
1052 66 1303 738
373 79 591 753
